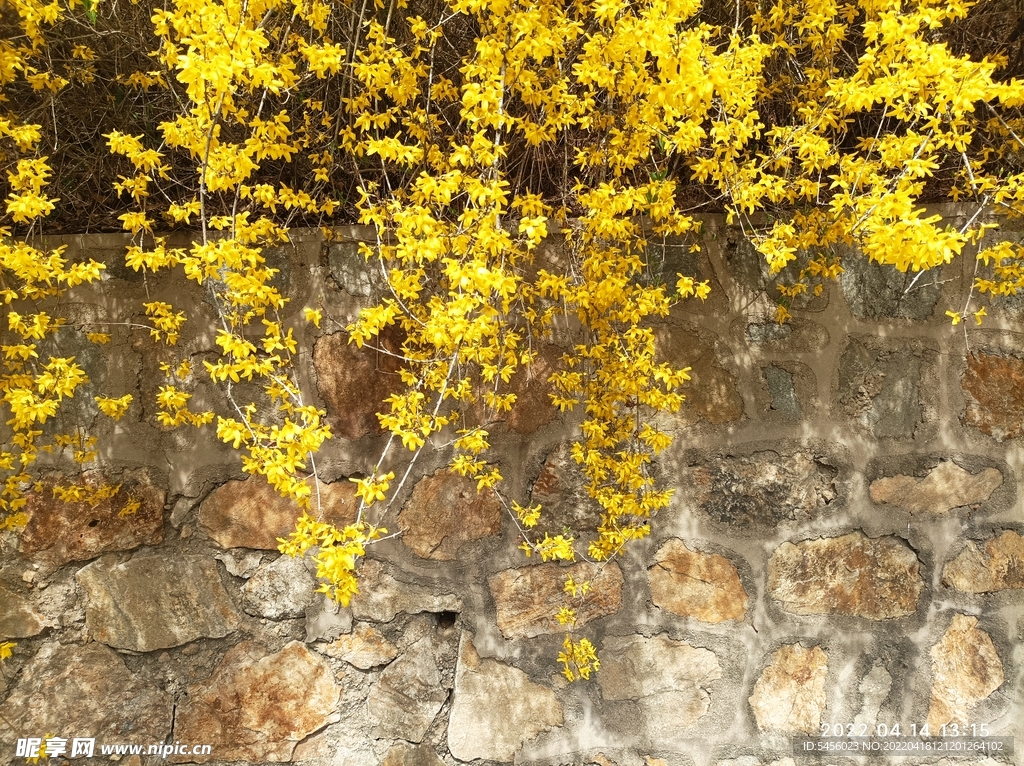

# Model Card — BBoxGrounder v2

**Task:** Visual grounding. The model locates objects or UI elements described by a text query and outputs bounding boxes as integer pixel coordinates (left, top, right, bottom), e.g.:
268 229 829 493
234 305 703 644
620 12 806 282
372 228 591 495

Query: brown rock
488 561 623 639
382 742 446 766
0 585 45 638
963 352 1024 441
869 462 1002 514
199 477 356 549
927 615 1004 728
749 644 828 734
0 643 171 756
173 641 340 763
367 635 447 742
527 442 601 538
313 327 405 440
18 471 164 568
768 532 923 619
398 470 502 560
448 632 563 762
943 530 1024 592
690 451 837 528
600 633 722 735
506 343 560 434
319 623 398 668
76 554 240 651
649 539 748 623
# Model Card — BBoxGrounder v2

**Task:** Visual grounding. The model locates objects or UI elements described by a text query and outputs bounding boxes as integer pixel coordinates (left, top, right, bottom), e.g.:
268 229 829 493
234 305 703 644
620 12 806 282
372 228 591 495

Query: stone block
749 644 828 734
368 635 447 742
768 532 923 619
838 337 928 438
319 622 398 669
488 561 623 639
962 352 1024 441
350 559 462 623
927 615 1004 728
942 530 1024 592
241 554 316 619
76 554 239 651
0 585 45 638
648 539 748 623
870 461 1002 514
398 470 502 560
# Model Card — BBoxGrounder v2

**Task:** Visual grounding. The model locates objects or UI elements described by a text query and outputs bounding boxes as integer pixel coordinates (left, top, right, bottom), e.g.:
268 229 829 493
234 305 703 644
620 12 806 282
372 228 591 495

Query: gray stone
749 644 828 734
690 451 837 528
841 249 943 319
76 554 239 651
172 641 340 763
764 365 800 416
305 596 353 642
600 633 721 733
768 532 923 619
368 636 447 742
215 549 264 578
328 239 380 296
927 614 1004 727
0 643 171 756
448 632 563 762
241 554 316 619
0 585 45 638
870 461 1003 514
350 559 462 623
854 662 892 728
839 338 925 438
528 442 603 539
382 742 447 766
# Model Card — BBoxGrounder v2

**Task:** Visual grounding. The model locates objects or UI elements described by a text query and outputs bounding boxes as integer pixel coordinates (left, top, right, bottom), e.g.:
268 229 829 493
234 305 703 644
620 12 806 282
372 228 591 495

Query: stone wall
1 209 1022 766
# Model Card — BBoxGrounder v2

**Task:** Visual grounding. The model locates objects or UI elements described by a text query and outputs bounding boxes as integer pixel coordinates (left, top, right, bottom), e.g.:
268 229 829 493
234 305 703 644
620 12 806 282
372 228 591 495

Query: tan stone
368 635 447 741
0 643 171 756
382 742 446 766
600 633 721 734
18 471 164 568
313 327 405 439
488 561 623 639
320 622 398 668
76 554 239 652
0 585 45 638
173 641 340 763
943 530 1024 592
927 615 1004 728
768 532 923 619
649 539 748 623
448 632 563 762
869 461 1002 514
749 644 828 734
657 329 744 424
398 470 502 560
963 353 1024 441
199 477 356 549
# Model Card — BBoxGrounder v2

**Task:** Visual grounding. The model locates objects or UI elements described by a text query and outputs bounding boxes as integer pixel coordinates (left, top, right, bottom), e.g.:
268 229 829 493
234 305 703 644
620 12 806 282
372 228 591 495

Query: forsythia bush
4 0 1024 677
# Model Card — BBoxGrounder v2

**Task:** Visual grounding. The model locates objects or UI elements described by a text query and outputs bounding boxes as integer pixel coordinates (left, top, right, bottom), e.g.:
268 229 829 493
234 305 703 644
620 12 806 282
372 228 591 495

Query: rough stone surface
304 597 353 642
768 532 923 619
690 451 837 528
0 585 45 638
18 471 164 568
488 561 623 639
600 633 722 733
448 632 563 762
749 644 828 734
350 559 463 622
649 539 748 623
173 641 340 763
327 239 381 297
368 635 448 741
839 338 924 438
763 365 800 416
962 352 1024 441
398 470 502 560
199 477 357 550
655 327 744 424
943 530 1024 592
528 441 603 538
241 554 316 619
854 663 893 728
0 643 171 755
313 327 405 439
927 614 1004 727
869 461 1003 514
841 250 944 319
76 554 240 651
215 549 264 578
320 622 398 668
507 342 561 434
381 742 447 766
